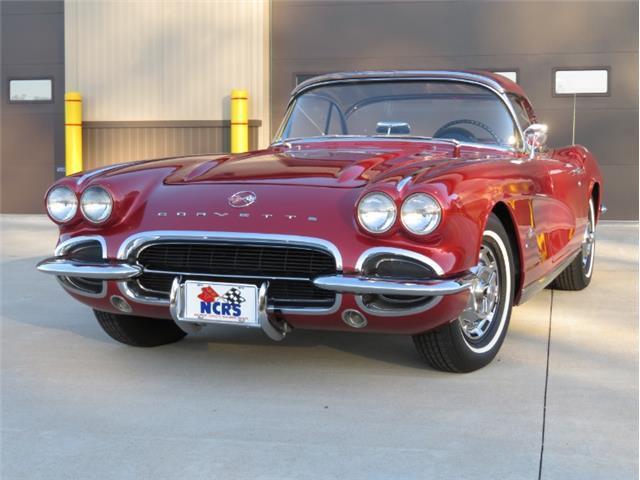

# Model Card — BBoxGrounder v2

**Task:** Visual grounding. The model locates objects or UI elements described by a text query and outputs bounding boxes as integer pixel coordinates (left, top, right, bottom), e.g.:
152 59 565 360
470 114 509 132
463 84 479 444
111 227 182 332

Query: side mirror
523 123 548 159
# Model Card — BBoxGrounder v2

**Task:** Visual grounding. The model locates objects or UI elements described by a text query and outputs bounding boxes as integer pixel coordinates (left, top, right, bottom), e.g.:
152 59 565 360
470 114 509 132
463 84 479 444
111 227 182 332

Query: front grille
134 242 337 309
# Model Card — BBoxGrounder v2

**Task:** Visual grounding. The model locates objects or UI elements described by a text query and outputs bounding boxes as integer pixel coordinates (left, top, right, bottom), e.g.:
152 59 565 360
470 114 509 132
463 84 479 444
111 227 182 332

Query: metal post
65 92 83 175
231 89 249 153
571 93 577 145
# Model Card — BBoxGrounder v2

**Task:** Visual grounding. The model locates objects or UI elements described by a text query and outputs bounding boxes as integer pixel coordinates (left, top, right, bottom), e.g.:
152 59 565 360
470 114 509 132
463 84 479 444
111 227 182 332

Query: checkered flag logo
223 287 246 305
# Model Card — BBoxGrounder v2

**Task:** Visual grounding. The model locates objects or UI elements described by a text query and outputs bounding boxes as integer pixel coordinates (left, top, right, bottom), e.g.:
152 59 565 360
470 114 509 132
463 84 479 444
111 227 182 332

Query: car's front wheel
94 310 187 347
413 214 515 372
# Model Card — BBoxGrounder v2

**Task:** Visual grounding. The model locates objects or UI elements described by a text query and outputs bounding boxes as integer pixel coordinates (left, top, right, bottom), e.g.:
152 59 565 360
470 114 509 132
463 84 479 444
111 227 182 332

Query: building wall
65 0 270 167
1 1 65 213
272 0 639 220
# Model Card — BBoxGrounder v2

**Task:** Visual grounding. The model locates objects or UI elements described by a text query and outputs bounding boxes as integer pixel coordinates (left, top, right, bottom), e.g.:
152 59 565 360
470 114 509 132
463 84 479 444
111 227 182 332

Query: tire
413 214 515 373
550 198 595 291
94 310 187 347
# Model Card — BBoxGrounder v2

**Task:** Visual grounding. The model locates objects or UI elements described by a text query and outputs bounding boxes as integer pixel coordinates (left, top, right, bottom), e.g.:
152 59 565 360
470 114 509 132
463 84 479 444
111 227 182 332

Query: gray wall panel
1 1 64 213
272 0 639 219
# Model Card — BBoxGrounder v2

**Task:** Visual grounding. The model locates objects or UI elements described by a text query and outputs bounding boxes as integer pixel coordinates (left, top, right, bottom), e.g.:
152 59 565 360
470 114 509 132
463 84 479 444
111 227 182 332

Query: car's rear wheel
550 198 596 291
413 214 514 373
94 310 187 347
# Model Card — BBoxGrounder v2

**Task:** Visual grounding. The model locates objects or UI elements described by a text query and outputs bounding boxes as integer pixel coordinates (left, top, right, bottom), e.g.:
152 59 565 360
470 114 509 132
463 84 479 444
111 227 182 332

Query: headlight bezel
80 185 113 224
400 192 442 236
46 186 78 223
356 191 398 234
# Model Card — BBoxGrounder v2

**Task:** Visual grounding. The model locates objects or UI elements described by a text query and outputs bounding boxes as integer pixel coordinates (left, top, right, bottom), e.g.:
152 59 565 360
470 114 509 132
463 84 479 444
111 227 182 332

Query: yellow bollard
65 92 83 175
230 89 249 153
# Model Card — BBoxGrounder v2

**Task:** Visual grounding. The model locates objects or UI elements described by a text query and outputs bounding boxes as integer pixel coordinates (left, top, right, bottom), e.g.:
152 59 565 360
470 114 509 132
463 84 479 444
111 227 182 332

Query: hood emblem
228 191 257 208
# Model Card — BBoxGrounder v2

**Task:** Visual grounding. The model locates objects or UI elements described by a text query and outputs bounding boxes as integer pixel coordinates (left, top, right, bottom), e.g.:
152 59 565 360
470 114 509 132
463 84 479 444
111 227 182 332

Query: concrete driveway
1 216 637 480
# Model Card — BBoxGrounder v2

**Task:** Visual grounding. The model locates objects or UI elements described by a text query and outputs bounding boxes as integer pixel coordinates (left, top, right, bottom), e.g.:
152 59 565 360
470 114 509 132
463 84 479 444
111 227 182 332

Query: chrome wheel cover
582 201 595 276
460 244 501 340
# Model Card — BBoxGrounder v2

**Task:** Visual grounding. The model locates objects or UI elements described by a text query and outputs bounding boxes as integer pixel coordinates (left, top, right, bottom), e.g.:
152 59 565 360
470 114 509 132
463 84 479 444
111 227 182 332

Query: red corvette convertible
38 71 603 372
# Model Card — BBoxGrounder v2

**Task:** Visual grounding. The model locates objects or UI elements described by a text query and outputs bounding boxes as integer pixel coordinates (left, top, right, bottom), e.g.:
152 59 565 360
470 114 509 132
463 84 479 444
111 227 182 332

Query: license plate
182 280 258 325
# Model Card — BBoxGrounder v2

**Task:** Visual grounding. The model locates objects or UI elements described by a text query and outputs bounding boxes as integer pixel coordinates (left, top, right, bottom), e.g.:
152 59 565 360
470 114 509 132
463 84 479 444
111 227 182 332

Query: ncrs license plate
182 280 258 325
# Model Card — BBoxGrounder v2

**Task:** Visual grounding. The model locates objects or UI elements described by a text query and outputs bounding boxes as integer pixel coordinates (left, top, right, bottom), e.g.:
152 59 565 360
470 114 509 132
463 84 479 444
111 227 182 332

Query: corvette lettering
156 211 318 221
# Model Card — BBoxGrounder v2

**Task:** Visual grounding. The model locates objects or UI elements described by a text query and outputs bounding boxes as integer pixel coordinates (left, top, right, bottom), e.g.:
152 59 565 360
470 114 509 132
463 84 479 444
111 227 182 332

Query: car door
510 94 586 263
509 94 586 273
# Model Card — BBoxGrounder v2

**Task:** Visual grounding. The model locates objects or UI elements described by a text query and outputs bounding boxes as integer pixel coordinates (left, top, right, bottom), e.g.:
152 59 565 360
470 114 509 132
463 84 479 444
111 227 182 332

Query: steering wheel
434 119 501 144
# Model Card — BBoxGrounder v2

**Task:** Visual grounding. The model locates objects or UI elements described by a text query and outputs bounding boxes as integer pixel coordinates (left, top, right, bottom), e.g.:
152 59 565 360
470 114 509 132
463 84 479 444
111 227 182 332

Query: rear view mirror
376 121 410 135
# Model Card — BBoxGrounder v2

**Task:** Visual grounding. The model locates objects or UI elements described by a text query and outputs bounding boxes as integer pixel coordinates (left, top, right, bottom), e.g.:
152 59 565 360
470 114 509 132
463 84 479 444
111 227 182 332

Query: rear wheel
413 214 515 373
94 310 187 347
551 198 595 291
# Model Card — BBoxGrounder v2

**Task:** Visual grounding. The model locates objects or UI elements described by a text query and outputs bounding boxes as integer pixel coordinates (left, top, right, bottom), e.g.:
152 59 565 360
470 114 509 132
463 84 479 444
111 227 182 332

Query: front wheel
94 310 187 347
413 214 515 373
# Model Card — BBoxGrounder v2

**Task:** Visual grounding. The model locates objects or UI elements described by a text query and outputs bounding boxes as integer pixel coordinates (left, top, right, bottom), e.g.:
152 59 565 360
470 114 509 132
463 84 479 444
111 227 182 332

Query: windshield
276 80 521 148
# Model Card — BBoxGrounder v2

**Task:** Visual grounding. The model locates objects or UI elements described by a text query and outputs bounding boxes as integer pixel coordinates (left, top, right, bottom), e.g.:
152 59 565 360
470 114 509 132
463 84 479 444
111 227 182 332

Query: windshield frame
273 77 526 152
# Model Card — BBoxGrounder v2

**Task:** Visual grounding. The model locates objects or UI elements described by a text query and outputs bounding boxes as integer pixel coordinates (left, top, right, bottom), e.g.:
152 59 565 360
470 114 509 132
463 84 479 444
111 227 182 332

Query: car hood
92 141 496 189
162 147 429 188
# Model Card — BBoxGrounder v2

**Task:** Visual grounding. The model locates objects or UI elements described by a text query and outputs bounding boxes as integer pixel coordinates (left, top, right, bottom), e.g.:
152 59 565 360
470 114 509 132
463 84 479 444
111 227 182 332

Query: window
9 78 53 102
280 81 521 148
492 71 518 83
554 69 609 96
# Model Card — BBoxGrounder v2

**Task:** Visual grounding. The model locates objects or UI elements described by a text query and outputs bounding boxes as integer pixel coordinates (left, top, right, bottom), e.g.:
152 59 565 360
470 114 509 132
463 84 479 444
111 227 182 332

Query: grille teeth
138 243 335 278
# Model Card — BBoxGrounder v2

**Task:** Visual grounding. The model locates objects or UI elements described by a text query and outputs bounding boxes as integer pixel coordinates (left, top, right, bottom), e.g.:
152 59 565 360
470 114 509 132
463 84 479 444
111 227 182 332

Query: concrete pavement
1 216 637 479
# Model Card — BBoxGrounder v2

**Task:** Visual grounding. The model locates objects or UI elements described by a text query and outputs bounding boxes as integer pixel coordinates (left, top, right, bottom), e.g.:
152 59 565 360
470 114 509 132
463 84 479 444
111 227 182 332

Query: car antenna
571 93 577 145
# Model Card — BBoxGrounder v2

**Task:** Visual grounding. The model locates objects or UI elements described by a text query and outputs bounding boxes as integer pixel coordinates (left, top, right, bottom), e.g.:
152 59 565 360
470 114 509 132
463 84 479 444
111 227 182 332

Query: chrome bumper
37 256 474 297
313 272 474 297
36 257 142 280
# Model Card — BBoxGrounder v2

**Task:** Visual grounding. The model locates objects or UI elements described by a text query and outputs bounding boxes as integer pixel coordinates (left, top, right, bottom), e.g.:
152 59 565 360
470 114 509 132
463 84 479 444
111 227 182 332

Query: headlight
46 186 77 223
401 193 441 235
80 186 113 223
357 192 397 233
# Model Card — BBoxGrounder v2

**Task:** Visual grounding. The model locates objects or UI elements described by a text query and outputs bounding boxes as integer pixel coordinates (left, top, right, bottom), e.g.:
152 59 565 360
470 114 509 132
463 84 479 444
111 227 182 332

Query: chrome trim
275 73 525 152
56 276 106 299
313 273 475 296
116 230 343 315
55 235 108 259
268 294 343 316
46 236 109 298
37 258 142 279
355 247 445 276
517 249 581 305
396 175 413 192
116 230 343 270
119 281 168 306
142 268 312 283
272 136 518 154
291 70 507 98
355 295 442 317
258 282 287 341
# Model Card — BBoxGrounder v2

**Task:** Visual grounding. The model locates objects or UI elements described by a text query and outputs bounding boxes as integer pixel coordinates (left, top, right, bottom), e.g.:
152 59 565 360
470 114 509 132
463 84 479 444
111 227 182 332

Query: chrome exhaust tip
342 309 368 329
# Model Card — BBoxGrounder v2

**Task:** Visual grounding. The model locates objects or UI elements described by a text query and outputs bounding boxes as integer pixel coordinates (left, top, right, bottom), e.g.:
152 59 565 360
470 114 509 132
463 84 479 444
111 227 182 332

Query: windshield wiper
273 135 366 145
371 134 460 145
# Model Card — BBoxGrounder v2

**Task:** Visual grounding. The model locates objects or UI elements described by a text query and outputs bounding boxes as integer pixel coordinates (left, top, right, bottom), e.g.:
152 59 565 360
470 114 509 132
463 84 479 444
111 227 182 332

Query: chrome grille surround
116 231 343 315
